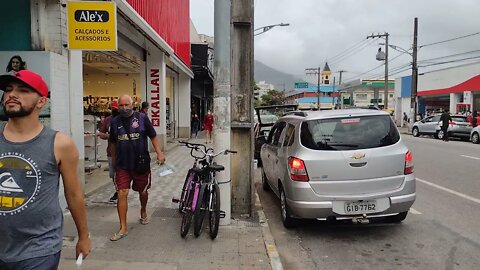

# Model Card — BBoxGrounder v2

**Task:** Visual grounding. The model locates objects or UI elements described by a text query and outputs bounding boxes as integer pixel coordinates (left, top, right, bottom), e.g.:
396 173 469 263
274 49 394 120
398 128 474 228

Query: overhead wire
327 39 369 62
419 31 480 48
329 39 377 66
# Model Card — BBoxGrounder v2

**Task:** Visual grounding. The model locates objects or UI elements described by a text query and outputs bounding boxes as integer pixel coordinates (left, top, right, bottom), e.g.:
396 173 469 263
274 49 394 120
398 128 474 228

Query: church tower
321 62 332 85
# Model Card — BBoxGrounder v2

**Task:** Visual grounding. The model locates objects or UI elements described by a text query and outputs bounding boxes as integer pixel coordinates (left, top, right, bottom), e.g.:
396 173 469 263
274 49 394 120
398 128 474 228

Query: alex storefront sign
67 1 117 50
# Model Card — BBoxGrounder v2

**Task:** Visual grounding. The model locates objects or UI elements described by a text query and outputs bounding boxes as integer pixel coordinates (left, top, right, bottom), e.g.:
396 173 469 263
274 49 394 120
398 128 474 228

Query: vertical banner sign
67 1 117 50
149 69 161 127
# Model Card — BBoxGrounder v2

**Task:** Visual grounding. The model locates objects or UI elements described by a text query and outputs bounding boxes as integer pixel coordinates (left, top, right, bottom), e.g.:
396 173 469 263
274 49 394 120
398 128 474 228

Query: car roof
281 109 390 121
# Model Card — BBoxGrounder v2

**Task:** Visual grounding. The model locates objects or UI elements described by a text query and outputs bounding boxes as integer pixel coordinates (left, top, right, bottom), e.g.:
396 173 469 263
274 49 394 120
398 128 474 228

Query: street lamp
254 23 290 36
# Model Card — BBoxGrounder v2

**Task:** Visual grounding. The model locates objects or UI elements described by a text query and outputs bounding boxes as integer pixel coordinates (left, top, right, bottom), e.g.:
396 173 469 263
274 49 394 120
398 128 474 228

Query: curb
255 191 284 270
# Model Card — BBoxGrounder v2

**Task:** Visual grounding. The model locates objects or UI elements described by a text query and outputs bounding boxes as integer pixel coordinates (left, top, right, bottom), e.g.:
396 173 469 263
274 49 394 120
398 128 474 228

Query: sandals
110 232 128 241
139 216 149 225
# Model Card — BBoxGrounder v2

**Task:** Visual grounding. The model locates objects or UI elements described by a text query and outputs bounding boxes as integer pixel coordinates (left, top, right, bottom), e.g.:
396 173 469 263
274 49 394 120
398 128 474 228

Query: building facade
395 62 480 125
0 0 193 189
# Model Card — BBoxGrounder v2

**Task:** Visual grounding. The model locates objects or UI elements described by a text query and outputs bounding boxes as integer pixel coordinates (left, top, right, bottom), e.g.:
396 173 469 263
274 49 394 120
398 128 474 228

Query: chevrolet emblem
351 152 366 160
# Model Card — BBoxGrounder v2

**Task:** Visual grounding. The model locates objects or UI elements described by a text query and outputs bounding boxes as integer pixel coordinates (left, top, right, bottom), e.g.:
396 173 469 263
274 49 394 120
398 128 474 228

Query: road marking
460 155 480 160
417 178 480 205
409 208 422 215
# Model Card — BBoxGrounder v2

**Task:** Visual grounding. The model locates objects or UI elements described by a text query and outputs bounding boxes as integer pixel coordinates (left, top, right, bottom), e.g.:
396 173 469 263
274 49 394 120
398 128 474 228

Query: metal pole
231 0 254 215
214 0 232 224
411 17 418 118
338 70 344 108
332 76 336 109
384 33 389 109
317 67 321 110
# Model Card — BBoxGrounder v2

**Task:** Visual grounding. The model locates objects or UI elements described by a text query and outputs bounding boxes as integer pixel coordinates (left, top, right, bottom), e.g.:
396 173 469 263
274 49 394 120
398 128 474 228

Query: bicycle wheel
179 170 195 212
180 184 195 238
209 183 221 239
193 183 207 237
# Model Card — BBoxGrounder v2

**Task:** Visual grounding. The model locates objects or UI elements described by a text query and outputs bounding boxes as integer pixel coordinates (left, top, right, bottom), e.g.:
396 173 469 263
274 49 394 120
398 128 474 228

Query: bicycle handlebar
178 141 236 160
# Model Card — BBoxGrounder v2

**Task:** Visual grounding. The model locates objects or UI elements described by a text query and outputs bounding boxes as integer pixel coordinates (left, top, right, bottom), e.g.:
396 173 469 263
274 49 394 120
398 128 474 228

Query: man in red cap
0 70 91 269
98 100 120 202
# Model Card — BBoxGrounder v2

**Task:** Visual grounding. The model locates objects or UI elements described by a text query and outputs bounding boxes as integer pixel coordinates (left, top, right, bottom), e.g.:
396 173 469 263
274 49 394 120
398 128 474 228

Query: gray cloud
191 0 480 84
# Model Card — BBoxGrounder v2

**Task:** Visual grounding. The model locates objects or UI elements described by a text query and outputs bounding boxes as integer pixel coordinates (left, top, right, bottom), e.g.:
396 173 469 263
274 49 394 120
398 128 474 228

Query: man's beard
3 102 36 118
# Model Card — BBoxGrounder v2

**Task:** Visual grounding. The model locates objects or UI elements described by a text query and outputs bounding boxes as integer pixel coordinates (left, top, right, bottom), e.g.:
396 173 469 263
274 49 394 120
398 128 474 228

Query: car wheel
261 168 270 191
436 130 444 140
472 132 480 144
387 211 408 223
412 127 420 137
280 187 298 228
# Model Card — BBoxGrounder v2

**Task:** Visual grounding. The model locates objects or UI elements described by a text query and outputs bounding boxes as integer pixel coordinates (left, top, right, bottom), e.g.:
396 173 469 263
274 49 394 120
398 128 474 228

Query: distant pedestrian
109 95 165 241
203 110 214 144
98 100 120 203
472 111 478 128
141 101 149 115
5 55 27 72
438 109 452 141
0 70 91 268
403 112 408 127
191 113 200 138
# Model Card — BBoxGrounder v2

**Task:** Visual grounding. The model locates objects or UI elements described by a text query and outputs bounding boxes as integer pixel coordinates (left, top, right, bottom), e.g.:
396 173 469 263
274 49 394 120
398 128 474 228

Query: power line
418 49 480 63
418 55 480 68
342 52 407 82
420 60 480 75
419 31 480 48
329 39 376 66
328 39 369 62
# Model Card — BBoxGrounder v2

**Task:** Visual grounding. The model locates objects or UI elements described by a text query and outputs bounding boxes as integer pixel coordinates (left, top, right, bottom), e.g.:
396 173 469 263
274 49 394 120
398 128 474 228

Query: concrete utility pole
338 70 346 108
214 0 232 224
305 67 322 110
367 32 390 109
230 0 254 215
411 17 418 118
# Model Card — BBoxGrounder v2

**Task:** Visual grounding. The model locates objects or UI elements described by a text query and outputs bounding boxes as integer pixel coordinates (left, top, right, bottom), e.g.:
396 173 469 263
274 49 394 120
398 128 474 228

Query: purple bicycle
173 141 208 238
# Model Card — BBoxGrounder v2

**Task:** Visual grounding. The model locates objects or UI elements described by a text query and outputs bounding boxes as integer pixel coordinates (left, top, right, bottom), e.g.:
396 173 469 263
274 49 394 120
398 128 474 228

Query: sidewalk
60 131 280 269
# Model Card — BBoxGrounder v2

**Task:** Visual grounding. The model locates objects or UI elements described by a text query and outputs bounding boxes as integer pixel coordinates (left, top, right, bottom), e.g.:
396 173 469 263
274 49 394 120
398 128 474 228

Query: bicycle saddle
209 164 225 172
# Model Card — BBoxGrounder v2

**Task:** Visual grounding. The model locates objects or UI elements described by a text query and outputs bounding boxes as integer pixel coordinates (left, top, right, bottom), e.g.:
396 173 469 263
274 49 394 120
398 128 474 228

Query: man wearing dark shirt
109 95 165 241
438 109 452 142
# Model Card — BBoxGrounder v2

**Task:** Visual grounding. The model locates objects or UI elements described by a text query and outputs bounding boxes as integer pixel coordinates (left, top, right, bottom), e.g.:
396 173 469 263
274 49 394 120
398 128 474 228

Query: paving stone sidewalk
59 134 275 270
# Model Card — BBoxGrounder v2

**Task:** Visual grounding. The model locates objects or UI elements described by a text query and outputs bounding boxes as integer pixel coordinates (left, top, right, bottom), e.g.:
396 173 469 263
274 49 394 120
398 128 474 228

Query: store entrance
82 50 142 171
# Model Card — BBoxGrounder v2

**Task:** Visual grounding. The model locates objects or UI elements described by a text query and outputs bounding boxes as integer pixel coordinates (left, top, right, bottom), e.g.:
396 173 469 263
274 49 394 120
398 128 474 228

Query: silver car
412 114 441 137
260 109 416 228
471 126 480 144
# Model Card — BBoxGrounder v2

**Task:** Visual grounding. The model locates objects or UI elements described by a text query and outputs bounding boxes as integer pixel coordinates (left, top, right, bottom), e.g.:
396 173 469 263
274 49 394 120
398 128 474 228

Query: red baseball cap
0 70 49 97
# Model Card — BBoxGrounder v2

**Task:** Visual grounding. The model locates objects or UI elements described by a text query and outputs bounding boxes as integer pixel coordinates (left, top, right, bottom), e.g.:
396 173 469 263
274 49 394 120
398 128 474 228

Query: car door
261 124 278 184
269 121 287 192
422 115 440 134
275 123 296 187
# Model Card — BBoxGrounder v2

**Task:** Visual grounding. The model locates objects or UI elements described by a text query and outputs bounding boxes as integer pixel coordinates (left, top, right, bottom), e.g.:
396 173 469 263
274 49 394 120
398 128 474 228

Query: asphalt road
256 133 480 270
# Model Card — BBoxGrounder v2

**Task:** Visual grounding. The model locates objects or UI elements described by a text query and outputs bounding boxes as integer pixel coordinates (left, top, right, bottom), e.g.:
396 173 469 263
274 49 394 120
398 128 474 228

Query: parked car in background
254 104 298 166
260 109 416 228
435 115 471 140
470 126 480 144
412 114 441 137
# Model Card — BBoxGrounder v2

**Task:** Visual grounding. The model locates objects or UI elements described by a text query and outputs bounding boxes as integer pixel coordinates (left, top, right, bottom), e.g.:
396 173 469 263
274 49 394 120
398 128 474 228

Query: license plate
344 201 377 214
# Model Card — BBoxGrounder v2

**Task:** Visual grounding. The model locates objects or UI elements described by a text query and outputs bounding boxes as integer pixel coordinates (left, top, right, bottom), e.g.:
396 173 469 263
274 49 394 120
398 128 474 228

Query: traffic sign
294 82 309 89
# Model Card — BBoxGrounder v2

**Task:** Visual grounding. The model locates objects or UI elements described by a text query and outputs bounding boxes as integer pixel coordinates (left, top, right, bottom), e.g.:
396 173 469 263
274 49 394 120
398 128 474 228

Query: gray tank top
0 124 63 263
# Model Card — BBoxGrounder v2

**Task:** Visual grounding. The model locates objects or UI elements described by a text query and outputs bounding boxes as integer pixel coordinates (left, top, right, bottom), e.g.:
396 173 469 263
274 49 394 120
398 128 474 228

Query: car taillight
449 121 456 126
404 151 414 175
288 157 309 182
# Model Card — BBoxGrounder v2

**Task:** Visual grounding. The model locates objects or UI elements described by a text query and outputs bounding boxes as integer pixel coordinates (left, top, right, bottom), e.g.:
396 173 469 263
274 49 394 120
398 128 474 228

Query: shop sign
150 69 161 127
67 1 117 50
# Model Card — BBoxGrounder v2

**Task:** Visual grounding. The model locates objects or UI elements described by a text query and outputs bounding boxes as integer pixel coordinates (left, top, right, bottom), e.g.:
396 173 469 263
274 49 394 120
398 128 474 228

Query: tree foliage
260 89 286 106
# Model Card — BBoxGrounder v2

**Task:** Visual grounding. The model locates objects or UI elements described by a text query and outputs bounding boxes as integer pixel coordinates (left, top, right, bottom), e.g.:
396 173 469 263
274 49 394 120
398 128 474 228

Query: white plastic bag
157 163 175 177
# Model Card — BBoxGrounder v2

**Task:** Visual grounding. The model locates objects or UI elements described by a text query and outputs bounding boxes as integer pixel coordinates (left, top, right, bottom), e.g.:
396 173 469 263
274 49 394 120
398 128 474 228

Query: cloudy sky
190 0 480 84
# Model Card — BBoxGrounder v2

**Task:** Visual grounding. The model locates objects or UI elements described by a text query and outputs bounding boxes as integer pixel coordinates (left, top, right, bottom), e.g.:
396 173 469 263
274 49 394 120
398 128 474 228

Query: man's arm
150 136 166 164
55 133 92 259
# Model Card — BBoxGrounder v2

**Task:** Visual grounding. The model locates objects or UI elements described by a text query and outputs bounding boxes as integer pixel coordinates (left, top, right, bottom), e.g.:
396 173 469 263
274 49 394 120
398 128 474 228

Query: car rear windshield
300 115 400 151
452 116 467 122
